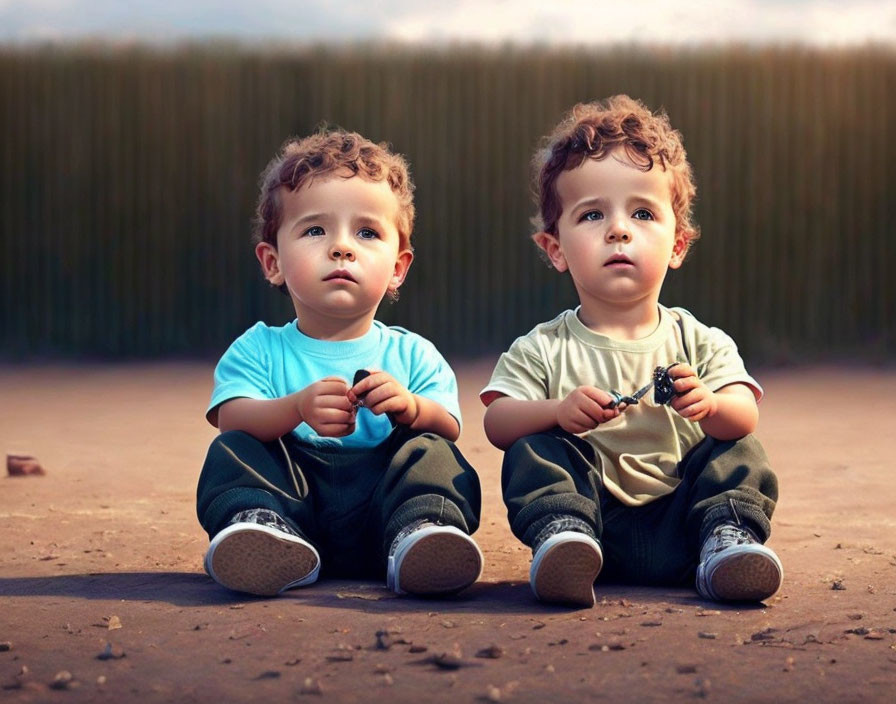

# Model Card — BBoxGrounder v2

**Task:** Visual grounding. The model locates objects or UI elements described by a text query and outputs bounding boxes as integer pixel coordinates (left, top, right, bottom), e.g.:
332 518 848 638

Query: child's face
536 148 687 314
256 172 413 336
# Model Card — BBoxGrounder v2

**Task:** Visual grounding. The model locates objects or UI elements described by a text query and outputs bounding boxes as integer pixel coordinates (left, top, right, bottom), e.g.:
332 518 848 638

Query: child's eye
303 226 325 237
632 209 654 221
357 228 379 240
580 210 603 222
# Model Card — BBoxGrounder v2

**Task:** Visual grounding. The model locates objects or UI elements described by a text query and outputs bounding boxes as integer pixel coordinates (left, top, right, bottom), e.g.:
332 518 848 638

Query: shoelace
703 524 756 558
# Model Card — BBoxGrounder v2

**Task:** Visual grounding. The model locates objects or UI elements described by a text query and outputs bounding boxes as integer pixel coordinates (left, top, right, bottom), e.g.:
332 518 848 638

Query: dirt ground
1 361 895 703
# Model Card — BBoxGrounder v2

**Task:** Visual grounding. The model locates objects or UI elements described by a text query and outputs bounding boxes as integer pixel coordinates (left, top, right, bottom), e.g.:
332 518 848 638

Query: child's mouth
324 269 357 283
604 255 634 267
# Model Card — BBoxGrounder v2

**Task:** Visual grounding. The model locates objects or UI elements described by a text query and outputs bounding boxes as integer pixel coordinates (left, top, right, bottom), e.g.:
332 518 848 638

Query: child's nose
329 236 356 261
606 222 632 243
329 246 356 261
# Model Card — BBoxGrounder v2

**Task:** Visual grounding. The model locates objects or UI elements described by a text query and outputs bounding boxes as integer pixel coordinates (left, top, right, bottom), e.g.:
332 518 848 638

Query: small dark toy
652 363 680 405
608 363 680 409
352 369 397 426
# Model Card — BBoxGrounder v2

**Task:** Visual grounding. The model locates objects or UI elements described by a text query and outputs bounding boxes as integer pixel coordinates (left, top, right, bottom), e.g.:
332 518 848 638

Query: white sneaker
387 521 482 596
695 523 783 602
204 509 320 596
530 531 603 607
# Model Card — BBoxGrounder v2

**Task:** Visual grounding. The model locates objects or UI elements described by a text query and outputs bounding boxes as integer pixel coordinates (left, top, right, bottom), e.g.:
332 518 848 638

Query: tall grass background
1 45 893 363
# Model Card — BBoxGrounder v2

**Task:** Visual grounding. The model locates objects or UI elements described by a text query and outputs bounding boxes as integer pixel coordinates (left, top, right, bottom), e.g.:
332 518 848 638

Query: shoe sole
391 527 482 595
705 548 783 601
205 523 320 597
531 533 602 607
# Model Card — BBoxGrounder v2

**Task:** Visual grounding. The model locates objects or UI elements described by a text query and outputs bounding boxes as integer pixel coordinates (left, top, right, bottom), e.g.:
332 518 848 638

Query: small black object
652 363 680 405
352 369 397 426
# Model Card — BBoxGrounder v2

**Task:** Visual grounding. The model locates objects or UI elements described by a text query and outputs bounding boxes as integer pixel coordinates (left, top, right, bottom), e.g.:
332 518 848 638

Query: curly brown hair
253 130 415 253
532 95 699 252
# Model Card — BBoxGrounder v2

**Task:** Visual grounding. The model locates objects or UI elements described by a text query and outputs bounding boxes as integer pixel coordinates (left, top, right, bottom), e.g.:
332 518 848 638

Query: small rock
253 671 281 680
864 631 885 640
751 628 778 642
408 644 428 653
327 644 355 662
300 677 323 695
380 673 393 686
831 579 846 590
783 656 795 672
475 645 504 659
6 453 46 477
0 642 11 652
96 642 126 660
326 652 353 662
697 632 717 640
49 671 77 690
641 621 663 627
588 642 626 651
430 653 464 670
676 664 698 674
485 684 502 702
426 643 467 670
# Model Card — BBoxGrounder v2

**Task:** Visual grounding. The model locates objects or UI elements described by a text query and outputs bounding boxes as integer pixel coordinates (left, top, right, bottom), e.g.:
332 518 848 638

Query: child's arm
348 371 460 441
668 363 758 440
483 387 621 450
217 377 356 443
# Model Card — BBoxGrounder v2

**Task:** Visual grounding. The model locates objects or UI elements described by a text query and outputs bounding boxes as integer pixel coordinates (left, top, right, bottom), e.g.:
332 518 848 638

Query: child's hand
557 386 621 434
667 363 718 422
296 377 357 437
348 371 418 426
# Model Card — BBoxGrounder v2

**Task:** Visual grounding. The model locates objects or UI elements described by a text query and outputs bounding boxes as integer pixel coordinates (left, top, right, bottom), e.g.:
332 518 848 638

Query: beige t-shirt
480 306 762 507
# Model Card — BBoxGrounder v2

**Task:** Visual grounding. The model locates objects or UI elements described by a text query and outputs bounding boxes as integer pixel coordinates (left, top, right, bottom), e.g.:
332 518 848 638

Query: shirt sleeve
480 334 549 406
692 322 764 402
206 325 277 426
406 337 463 427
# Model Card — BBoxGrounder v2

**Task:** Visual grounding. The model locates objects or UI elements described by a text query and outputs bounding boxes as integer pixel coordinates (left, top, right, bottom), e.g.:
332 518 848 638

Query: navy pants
503 430 778 585
197 428 481 578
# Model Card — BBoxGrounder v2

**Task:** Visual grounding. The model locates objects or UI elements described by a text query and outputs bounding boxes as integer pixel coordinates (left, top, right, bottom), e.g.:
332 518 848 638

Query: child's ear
255 241 285 286
532 231 568 272
388 249 414 294
669 231 690 269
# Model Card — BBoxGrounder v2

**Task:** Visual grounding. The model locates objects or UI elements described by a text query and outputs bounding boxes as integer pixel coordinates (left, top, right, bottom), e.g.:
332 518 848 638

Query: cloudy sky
1 0 894 45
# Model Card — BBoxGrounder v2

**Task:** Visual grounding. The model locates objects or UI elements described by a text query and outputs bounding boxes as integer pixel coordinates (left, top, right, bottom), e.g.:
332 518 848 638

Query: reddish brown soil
2 362 895 703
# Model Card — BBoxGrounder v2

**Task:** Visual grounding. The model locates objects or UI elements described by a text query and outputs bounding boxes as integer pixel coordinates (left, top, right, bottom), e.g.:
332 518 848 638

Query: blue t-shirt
207 320 461 449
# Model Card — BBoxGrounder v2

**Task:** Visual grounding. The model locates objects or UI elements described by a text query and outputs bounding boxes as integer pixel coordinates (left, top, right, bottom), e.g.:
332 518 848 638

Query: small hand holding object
665 362 718 422
606 363 682 411
349 369 409 426
557 386 621 434
297 377 356 437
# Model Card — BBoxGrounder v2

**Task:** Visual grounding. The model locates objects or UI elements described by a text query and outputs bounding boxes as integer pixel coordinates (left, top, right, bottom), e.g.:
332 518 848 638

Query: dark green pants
196 428 481 578
503 430 778 585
